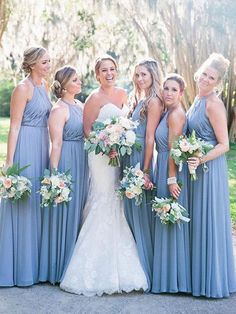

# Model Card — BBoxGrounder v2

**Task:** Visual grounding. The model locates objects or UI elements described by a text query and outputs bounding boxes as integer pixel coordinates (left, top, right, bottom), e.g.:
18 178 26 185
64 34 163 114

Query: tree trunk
0 0 10 44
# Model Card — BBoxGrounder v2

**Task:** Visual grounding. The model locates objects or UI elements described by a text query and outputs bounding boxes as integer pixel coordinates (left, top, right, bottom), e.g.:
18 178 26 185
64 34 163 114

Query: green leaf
120 146 127 156
95 145 101 154
44 169 51 176
134 142 142 151
93 121 105 131
5 163 30 176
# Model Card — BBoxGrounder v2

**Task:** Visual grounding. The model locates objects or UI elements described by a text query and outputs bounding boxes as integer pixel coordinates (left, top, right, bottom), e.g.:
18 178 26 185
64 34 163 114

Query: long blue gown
123 100 155 291
0 81 51 286
152 111 191 293
39 104 88 284
187 95 236 298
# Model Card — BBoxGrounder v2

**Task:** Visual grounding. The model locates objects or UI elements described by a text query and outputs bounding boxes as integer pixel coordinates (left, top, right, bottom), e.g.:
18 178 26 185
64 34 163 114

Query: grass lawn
227 143 236 223
0 117 9 164
0 116 236 223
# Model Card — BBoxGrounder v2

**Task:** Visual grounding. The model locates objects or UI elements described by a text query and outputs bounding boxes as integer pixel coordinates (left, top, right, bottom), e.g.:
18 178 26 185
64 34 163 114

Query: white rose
17 181 26 191
109 132 120 144
50 175 60 187
43 191 51 200
132 185 142 195
119 117 133 129
172 148 182 157
61 187 70 199
125 130 136 145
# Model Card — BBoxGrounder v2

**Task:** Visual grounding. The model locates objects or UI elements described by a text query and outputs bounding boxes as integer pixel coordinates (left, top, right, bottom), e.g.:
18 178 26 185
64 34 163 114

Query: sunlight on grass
227 143 236 222
0 117 9 166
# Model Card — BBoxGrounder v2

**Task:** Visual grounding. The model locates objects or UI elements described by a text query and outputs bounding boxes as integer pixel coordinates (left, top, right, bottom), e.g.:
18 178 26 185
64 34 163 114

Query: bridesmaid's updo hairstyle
51 66 76 99
95 54 118 82
163 73 186 92
21 46 47 74
133 58 163 119
194 53 230 93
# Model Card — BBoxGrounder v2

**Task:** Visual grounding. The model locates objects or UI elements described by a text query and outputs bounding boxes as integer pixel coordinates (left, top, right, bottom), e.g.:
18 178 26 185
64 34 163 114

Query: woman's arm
83 94 101 137
49 105 67 169
188 96 229 169
167 109 186 199
6 83 30 167
143 97 163 188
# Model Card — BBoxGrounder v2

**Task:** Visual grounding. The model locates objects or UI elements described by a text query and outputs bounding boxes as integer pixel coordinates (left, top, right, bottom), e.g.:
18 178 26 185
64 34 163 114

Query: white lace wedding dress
60 103 148 296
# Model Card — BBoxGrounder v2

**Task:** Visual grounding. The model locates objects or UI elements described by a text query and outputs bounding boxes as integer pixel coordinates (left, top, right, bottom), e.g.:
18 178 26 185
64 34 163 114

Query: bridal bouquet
152 197 190 225
117 163 146 205
39 169 72 207
0 163 32 202
170 130 214 180
84 116 142 166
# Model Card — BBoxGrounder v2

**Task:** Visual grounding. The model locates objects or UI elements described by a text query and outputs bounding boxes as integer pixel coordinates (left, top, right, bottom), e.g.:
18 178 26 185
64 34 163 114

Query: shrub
0 80 14 117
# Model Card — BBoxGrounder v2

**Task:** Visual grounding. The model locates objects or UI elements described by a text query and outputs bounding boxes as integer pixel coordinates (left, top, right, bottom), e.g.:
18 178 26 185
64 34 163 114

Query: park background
0 0 235 224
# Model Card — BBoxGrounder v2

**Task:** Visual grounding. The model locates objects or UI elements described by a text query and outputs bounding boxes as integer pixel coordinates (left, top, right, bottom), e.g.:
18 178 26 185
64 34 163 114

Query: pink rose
55 196 64 204
58 181 65 188
125 190 135 199
179 139 190 152
162 204 171 213
3 178 12 189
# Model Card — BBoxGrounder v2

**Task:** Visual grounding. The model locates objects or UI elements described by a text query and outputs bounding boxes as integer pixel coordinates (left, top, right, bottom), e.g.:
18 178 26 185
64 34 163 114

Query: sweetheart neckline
100 103 127 111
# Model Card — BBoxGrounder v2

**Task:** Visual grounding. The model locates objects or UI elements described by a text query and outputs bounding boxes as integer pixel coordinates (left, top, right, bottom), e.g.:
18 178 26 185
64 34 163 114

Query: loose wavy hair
132 58 163 119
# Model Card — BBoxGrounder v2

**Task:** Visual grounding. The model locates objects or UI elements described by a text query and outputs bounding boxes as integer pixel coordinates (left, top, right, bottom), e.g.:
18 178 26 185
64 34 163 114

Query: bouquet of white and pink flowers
117 163 147 205
84 116 142 166
170 130 214 180
0 163 32 202
152 197 190 225
39 169 72 207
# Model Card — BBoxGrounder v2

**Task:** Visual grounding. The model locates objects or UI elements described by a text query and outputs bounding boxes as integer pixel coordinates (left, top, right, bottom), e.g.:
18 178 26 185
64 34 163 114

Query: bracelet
198 156 204 164
143 168 150 175
167 177 177 185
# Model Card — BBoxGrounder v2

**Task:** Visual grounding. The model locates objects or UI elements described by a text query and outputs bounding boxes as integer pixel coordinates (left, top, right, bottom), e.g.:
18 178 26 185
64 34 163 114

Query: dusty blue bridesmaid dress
187 95 236 298
39 104 88 284
152 111 191 293
123 100 155 291
0 81 51 286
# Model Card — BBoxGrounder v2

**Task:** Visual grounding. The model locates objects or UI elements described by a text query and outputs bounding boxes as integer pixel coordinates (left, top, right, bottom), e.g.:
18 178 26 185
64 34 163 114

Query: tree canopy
0 0 235 140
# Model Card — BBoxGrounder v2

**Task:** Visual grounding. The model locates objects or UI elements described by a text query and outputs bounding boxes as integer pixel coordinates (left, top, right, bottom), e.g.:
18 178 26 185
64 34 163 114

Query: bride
60 55 148 296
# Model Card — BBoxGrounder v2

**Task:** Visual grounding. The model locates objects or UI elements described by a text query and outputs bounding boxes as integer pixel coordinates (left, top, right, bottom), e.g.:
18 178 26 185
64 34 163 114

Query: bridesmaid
152 73 191 294
123 58 163 290
0 46 51 286
187 53 236 298
39 66 88 284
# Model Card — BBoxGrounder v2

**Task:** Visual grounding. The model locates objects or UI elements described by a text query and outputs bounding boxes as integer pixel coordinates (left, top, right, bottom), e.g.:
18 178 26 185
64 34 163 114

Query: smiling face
64 72 82 95
32 52 51 78
96 59 117 87
163 79 183 108
197 66 220 95
134 65 152 93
